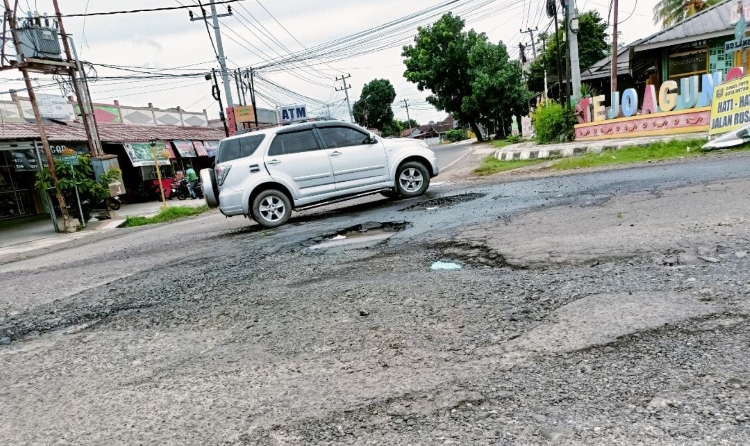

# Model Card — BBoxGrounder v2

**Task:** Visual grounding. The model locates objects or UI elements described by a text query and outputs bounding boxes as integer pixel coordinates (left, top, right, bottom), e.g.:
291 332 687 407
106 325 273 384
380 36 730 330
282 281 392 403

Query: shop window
668 49 707 80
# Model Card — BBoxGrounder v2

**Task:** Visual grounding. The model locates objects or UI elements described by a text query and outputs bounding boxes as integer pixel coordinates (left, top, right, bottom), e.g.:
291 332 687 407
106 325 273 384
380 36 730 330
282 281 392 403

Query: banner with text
709 75 750 135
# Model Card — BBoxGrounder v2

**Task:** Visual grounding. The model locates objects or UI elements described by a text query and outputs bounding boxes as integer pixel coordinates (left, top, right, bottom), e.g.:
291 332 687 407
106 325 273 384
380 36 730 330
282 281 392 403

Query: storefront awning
172 140 197 158
193 141 209 157
204 141 220 157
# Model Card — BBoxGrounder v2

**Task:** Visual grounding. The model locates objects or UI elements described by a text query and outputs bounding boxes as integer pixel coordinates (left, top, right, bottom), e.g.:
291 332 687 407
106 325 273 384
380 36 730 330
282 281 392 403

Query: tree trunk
470 122 484 142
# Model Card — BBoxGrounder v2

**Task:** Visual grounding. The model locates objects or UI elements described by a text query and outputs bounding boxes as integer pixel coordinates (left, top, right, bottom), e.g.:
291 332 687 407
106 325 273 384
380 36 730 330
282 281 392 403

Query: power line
59 0 243 18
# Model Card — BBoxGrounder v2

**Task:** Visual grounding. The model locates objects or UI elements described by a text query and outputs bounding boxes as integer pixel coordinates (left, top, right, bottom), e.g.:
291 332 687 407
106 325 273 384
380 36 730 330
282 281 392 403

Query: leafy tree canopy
352 79 396 131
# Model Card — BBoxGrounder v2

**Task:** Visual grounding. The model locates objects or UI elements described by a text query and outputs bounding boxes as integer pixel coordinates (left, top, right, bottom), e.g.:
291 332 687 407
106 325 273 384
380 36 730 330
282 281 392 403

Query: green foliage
474 156 546 176
653 0 719 28
528 11 609 95
551 139 713 170
532 101 576 144
35 155 122 222
124 205 210 227
445 129 467 143
506 134 522 144
578 83 600 100
352 79 397 131
381 118 419 138
402 13 528 142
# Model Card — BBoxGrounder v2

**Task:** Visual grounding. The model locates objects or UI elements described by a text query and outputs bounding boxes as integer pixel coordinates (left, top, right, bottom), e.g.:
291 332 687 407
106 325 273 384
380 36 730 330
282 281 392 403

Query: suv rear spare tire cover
201 168 220 208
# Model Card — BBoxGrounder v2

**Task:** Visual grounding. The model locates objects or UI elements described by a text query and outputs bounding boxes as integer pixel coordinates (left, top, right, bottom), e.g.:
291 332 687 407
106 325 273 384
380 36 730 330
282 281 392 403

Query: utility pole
3 0 73 231
401 99 413 133
191 1 234 107
566 0 582 100
610 0 619 93
335 74 354 123
247 68 259 129
234 68 244 106
539 34 549 103
548 0 565 106
520 27 538 60
210 68 229 137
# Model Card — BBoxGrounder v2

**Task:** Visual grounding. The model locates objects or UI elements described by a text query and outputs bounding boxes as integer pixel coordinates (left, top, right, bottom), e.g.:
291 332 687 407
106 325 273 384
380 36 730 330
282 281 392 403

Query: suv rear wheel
395 161 430 197
251 189 292 228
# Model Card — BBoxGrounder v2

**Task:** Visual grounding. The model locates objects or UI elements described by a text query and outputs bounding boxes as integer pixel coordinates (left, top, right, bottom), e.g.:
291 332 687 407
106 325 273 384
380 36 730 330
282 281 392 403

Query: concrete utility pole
3 0 73 231
401 99 413 133
192 1 234 107
335 74 354 123
53 0 102 157
567 0 582 99
610 0 619 93
520 27 538 60
539 34 549 103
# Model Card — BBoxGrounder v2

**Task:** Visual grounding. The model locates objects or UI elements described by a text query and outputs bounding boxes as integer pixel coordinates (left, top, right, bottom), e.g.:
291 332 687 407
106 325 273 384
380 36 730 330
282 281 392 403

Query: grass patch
124 205 210 227
475 155 547 176
490 139 511 149
551 139 711 171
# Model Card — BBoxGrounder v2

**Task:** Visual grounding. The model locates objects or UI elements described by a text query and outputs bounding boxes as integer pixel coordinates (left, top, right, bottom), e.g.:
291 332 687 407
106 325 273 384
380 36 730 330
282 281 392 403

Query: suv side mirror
367 136 378 144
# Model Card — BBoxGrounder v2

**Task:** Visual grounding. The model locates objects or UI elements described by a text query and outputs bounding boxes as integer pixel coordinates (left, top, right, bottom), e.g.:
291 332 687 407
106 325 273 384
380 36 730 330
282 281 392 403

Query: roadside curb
493 133 707 162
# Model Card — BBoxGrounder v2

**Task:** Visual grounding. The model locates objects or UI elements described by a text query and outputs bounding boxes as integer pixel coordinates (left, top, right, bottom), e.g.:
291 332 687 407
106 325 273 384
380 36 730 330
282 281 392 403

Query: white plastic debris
426 207 439 211
330 235 347 241
431 261 462 270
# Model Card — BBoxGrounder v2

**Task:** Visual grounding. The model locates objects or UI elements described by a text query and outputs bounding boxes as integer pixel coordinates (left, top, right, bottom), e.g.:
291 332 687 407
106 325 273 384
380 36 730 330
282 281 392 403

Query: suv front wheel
395 161 430 197
251 189 292 228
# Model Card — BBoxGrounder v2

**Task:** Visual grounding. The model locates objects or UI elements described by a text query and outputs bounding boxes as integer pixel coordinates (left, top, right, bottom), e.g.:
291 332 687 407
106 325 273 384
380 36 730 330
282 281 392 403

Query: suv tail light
215 163 231 186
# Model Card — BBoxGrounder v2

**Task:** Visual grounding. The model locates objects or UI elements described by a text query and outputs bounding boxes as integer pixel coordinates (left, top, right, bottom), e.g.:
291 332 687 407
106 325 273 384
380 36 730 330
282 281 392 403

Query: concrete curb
494 133 707 162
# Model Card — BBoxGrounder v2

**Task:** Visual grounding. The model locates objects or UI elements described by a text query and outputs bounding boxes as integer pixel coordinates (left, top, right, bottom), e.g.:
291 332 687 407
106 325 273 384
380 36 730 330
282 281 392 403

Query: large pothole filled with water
401 192 487 211
306 221 409 251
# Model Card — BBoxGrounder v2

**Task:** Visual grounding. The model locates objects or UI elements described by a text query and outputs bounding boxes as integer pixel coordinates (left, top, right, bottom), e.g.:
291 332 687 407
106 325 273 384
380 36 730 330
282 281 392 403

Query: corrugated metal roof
580 45 634 81
0 121 226 143
634 0 734 51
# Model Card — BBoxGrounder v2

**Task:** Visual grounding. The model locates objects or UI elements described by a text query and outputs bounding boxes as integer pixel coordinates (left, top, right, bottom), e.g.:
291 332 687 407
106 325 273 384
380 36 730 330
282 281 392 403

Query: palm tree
653 0 721 28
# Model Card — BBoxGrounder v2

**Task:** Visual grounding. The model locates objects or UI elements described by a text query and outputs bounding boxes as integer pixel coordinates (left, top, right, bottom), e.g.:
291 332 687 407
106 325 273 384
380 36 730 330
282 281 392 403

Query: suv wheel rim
399 168 423 192
259 195 286 222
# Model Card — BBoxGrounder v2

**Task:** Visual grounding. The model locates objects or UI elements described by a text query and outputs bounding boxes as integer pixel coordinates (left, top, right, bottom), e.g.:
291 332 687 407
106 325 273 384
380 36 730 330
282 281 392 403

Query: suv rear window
268 130 319 156
216 134 265 163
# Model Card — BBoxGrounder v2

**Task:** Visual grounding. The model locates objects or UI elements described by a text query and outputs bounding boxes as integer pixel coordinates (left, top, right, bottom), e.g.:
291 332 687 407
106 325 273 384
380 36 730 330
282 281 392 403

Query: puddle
431 261 462 270
401 193 487 211
307 222 408 251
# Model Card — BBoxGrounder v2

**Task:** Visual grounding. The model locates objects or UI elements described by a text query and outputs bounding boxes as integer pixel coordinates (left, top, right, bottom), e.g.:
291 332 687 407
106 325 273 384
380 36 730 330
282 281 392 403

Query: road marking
442 149 474 171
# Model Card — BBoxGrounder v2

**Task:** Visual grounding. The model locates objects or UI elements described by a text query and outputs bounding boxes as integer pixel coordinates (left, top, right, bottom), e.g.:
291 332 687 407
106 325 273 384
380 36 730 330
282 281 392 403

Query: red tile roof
0 121 226 143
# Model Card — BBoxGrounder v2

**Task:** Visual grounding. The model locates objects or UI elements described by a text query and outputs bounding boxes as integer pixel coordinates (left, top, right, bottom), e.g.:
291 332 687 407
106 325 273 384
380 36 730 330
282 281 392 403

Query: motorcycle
176 178 203 200
82 196 122 212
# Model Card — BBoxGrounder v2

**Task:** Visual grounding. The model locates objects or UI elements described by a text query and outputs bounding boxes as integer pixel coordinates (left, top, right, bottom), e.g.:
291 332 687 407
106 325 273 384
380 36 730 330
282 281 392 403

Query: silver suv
201 121 439 228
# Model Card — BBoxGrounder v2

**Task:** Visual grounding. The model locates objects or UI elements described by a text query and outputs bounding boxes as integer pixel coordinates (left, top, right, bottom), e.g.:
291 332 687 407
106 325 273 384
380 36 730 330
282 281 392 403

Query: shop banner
709 75 750 135
124 142 171 167
9 150 46 172
193 141 209 157
172 140 197 158
204 141 220 157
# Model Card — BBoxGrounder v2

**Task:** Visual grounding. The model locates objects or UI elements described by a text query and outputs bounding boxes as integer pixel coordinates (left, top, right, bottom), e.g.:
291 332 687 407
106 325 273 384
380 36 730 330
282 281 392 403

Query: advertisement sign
192 141 209 157
280 105 307 124
234 105 256 123
37 94 72 119
10 144 87 172
60 155 79 166
172 140 197 157
709 75 750 135
124 142 171 167
226 107 237 136
203 141 220 157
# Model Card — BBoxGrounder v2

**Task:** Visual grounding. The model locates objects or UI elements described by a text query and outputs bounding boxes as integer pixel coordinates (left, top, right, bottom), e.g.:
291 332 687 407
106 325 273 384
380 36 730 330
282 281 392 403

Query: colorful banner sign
193 141 209 157
172 140 197 157
124 142 171 167
234 105 256 123
203 141 220 157
709 75 750 135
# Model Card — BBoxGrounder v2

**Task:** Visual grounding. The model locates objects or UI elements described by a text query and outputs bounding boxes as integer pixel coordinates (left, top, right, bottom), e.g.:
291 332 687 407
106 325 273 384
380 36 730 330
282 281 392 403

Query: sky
0 0 659 125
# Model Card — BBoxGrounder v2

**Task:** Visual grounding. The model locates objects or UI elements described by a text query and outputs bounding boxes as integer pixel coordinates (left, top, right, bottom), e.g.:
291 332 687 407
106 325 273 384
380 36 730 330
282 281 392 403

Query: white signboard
37 94 72 119
521 116 535 138
280 105 307 124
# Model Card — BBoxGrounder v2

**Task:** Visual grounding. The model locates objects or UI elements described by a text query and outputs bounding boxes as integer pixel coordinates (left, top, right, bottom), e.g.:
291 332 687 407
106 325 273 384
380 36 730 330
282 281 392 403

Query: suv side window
217 135 265 163
268 130 319 156
318 126 369 149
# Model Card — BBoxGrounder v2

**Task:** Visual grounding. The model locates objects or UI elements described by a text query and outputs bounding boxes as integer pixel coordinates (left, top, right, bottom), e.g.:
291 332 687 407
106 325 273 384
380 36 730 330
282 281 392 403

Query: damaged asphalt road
1 155 750 445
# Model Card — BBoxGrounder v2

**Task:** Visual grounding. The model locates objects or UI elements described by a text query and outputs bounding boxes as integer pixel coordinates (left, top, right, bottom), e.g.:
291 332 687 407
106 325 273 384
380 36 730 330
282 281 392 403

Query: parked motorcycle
82 196 122 212
176 178 203 200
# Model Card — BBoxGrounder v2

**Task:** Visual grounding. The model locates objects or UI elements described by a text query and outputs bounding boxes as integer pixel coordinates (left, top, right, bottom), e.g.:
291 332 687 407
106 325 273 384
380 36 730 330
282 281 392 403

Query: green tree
465 39 531 139
352 79 396 131
653 0 719 28
527 10 608 95
403 13 527 141
402 13 488 141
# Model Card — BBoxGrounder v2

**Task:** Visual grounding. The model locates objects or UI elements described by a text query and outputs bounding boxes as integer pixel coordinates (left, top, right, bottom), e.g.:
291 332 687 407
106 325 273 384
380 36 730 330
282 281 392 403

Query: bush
532 101 577 144
506 134 521 144
445 129 467 143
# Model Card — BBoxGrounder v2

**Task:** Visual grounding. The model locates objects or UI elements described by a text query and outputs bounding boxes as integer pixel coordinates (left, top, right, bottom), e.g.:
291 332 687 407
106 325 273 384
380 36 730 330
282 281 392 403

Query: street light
149 139 169 209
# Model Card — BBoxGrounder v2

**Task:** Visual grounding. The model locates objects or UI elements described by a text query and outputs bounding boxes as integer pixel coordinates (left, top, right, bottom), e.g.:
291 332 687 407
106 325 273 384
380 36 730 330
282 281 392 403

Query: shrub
445 128 467 143
533 101 577 144
506 134 522 144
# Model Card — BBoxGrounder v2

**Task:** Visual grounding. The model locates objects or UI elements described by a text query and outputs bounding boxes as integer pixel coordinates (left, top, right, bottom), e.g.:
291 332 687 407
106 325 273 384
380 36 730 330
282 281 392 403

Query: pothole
401 192 486 211
432 240 513 268
306 221 409 251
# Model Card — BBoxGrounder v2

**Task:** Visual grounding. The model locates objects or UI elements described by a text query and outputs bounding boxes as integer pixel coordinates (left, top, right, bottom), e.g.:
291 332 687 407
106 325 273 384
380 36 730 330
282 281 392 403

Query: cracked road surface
1 154 750 445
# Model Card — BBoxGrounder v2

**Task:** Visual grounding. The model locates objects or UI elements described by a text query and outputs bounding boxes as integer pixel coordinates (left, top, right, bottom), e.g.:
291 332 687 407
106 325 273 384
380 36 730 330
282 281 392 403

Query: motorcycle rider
185 165 198 199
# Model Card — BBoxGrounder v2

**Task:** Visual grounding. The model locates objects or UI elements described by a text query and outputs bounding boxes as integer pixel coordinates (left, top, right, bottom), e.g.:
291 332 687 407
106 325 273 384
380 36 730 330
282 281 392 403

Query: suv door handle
267 159 281 165
329 151 342 157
